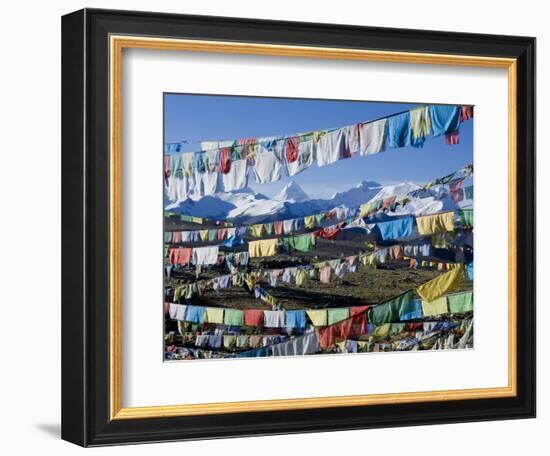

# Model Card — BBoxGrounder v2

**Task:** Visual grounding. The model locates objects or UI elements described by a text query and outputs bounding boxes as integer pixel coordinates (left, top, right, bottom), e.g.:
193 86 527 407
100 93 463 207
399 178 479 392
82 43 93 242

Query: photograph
55 5 536 448
163 95 475 361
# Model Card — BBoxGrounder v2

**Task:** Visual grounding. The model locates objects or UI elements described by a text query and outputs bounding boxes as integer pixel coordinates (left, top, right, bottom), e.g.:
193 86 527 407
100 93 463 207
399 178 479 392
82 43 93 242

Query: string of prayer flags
168 292 472 338
172 272 277 305
166 317 472 358
165 105 473 200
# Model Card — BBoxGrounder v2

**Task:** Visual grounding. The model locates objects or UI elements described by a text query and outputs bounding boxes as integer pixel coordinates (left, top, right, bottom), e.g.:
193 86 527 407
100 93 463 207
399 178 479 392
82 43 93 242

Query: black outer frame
61 8 536 447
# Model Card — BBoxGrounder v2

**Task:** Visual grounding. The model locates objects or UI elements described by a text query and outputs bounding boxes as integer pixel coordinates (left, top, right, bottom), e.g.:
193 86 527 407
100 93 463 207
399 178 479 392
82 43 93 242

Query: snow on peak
368 182 421 202
326 180 382 208
274 181 310 202
355 180 381 190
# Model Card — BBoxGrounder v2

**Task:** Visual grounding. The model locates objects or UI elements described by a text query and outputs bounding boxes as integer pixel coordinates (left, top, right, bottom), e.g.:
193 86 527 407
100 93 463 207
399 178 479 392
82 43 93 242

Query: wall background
0 1 544 453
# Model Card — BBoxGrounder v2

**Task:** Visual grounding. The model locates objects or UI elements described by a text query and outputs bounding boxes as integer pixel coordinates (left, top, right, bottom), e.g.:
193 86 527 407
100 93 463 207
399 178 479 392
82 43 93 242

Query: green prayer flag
327 308 350 325
458 209 473 227
368 290 416 325
448 291 473 313
394 290 418 319
368 302 398 325
282 234 316 252
224 309 244 326
464 185 474 200
208 229 218 241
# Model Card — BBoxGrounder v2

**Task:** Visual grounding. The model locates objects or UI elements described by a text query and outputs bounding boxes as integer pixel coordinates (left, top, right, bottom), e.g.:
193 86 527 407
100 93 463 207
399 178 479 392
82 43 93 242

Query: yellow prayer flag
250 224 264 238
243 273 255 290
359 202 372 218
416 264 464 302
374 323 391 338
361 253 376 268
295 269 309 287
410 106 432 140
248 238 278 258
223 335 237 349
416 211 455 235
306 309 328 327
336 341 346 352
204 307 224 324
304 215 315 229
182 153 194 176
421 296 449 317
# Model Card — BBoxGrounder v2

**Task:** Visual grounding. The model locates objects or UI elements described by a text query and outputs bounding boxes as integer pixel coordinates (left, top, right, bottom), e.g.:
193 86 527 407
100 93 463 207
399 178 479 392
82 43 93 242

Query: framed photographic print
61 8 536 447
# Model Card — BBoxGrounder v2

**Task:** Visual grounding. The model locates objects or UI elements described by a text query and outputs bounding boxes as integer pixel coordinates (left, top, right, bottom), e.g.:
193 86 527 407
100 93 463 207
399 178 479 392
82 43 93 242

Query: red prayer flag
244 309 264 326
219 147 232 174
164 155 171 177
285 137 299 163
460 105 474 122
318 312 368 349
168 247 192 265
172 231 182 243
217 228 227 241
445 130 460 145
315 222 344 240
274 221 284 236
349 305 370 317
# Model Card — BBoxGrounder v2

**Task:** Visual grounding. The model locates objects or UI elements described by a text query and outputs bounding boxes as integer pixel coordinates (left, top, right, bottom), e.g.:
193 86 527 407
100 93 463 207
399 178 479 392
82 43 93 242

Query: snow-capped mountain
166 180 383 223
273 181 310 202
165 178 471 224
327 181 388 208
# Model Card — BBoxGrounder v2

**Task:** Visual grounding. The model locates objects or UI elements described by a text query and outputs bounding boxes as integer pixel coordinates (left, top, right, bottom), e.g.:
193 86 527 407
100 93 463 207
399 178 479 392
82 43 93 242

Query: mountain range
164 177 469 224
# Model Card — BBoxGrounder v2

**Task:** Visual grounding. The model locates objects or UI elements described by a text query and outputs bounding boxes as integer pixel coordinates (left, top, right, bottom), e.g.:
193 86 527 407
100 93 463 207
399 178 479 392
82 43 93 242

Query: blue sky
164 94 473 198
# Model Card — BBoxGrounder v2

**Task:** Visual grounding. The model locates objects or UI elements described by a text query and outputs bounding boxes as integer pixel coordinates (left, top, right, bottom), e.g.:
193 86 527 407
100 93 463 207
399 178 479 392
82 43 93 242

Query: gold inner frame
109 35 517 420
